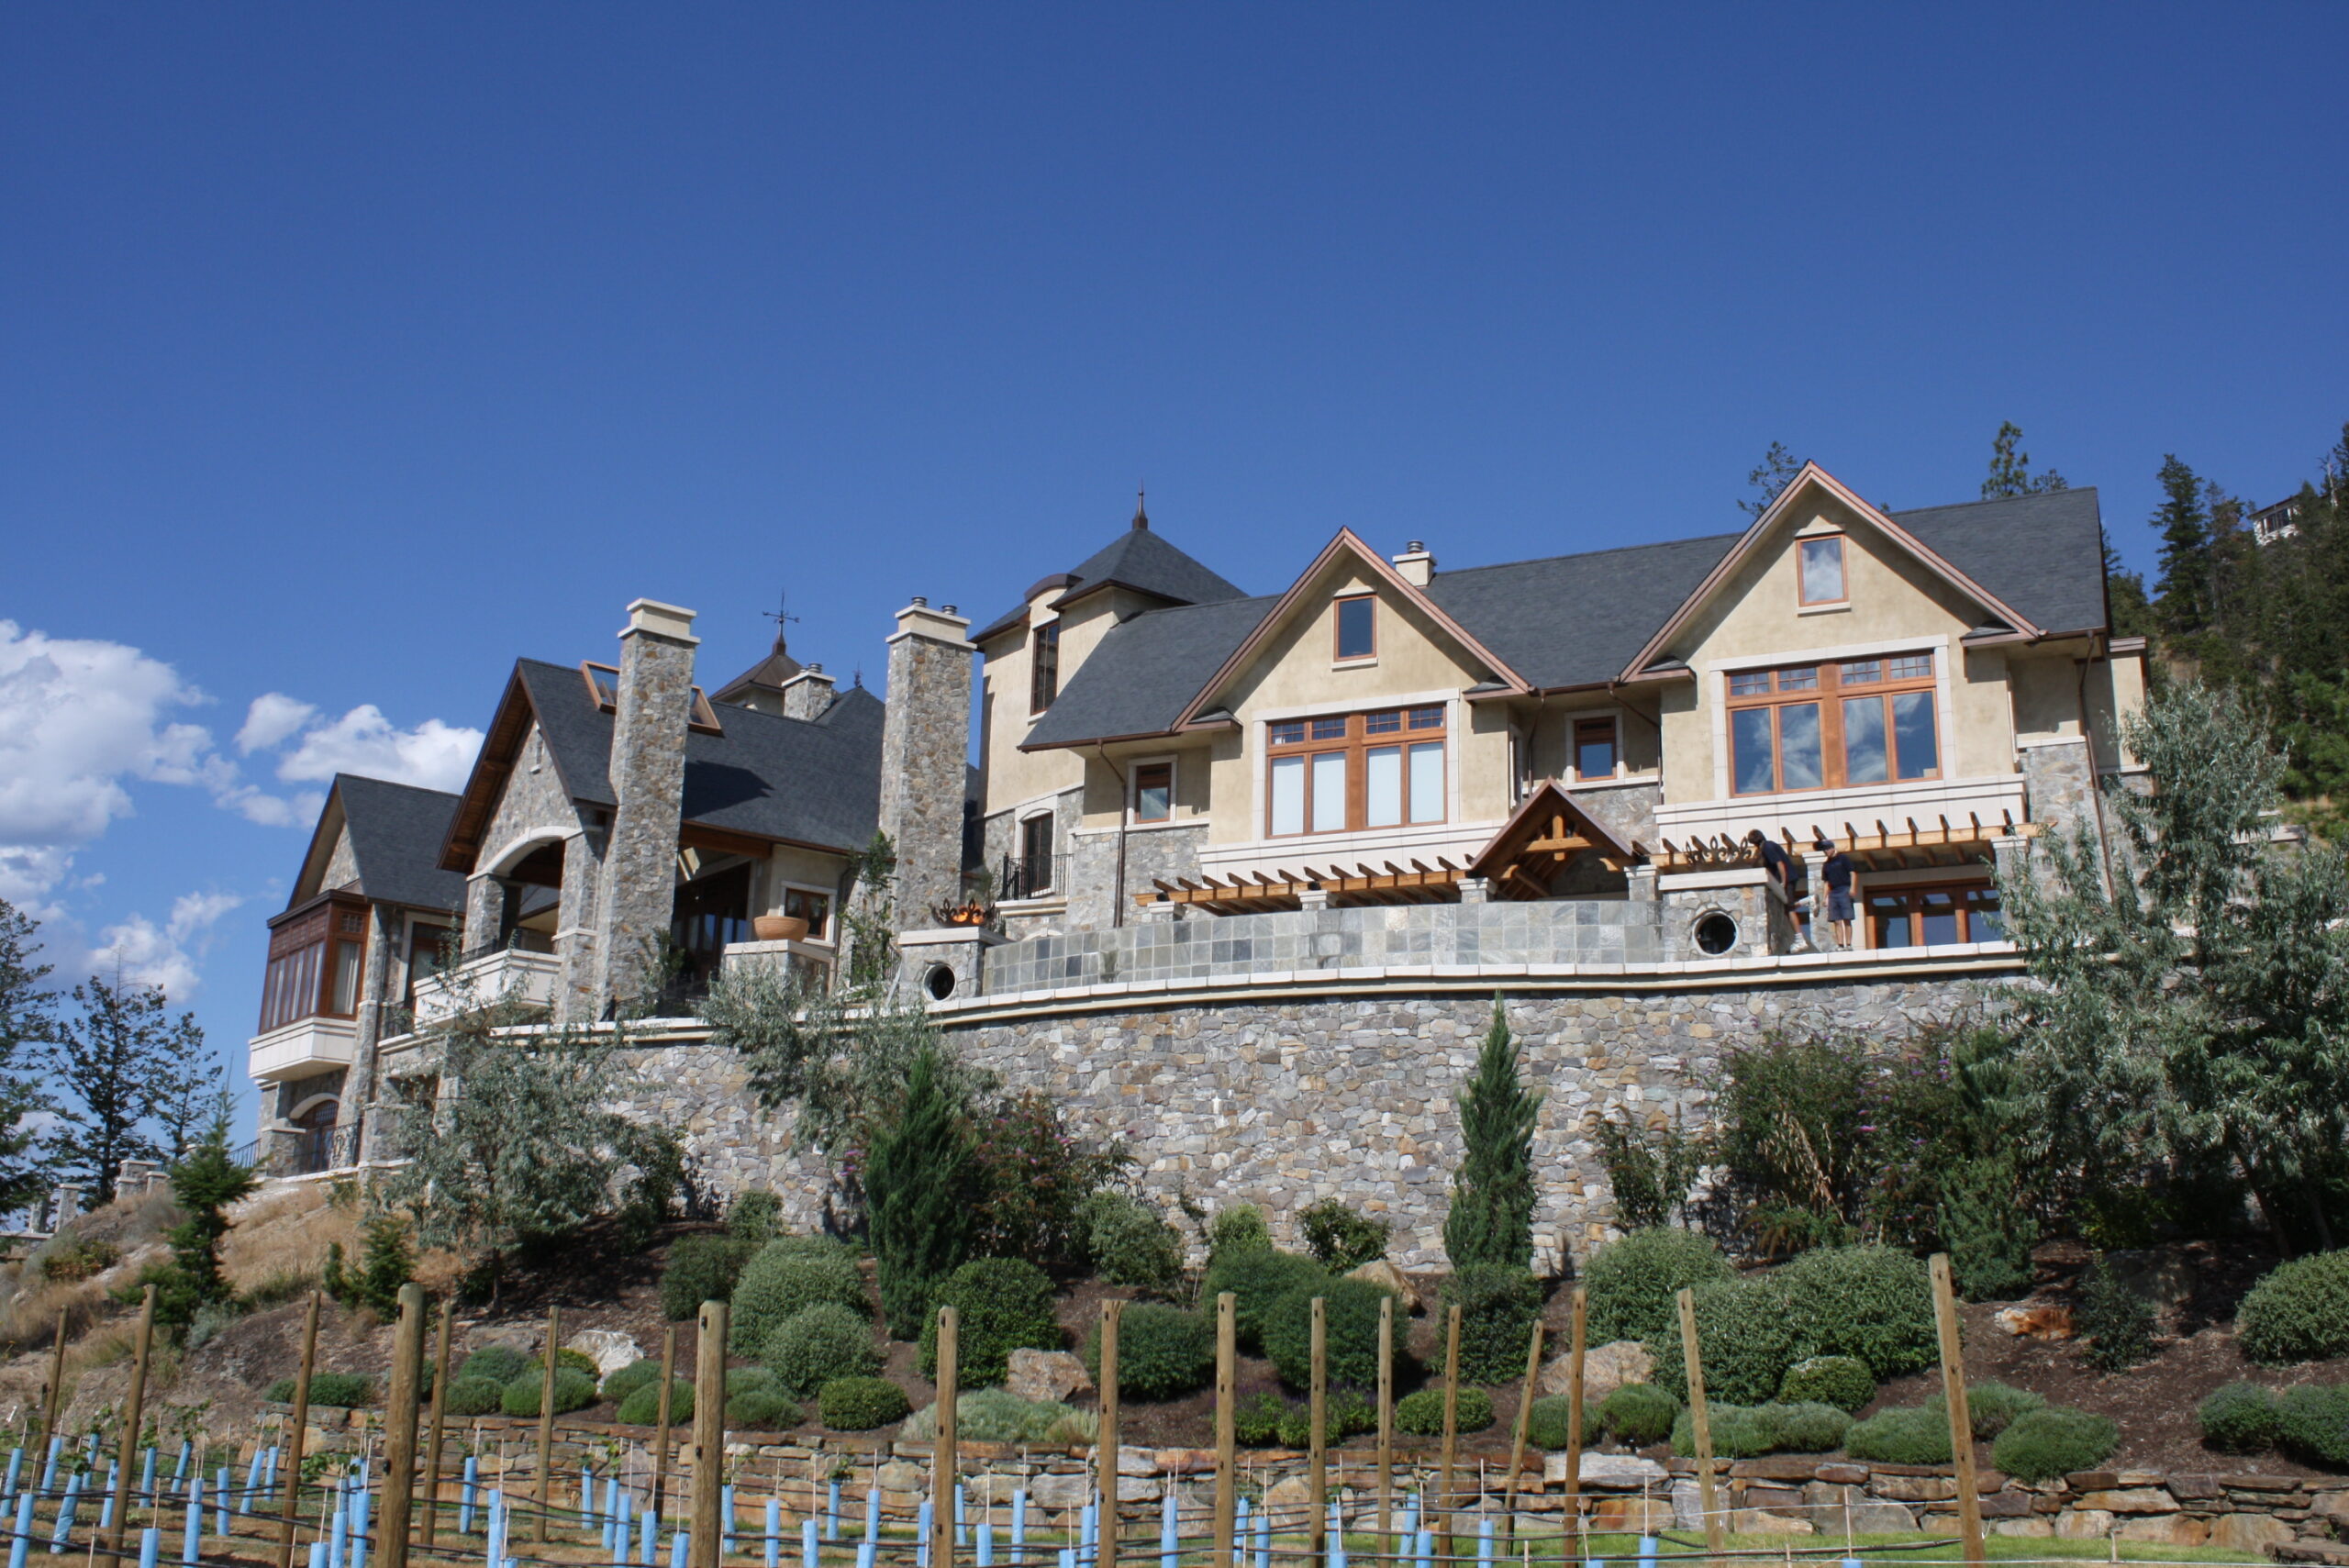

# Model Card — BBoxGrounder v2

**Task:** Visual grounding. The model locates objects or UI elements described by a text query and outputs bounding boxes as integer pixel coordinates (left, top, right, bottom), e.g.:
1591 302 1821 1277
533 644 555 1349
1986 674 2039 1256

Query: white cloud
84 890 245 1000
270 705 481 794
235 693 317 755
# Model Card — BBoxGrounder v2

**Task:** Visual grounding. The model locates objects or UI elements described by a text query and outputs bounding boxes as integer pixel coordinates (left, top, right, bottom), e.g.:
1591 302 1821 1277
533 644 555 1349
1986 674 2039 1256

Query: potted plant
751 913 809 942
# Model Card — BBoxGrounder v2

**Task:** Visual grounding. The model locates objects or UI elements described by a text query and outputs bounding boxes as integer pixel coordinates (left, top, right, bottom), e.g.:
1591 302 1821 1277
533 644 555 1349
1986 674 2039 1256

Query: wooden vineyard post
1375 1296 1395 1567
1676 1289 1724 1565
101 1284 157 1556
379 1284 429 1568
1437 1305 1461 1568
277 1293 323 1568
1562 1287 1587 1563
653 1325 679 1523
1930 1255 1987 1568
1096 1301 1121 1568
40 1307 67 1444
935 1307 961 1568
691 1301 729 1568
420 1300 454 1547
1212 1295 1236 1568
1308 1297 1328 1565
532 1304 562 1540
1502 1320 1542 1551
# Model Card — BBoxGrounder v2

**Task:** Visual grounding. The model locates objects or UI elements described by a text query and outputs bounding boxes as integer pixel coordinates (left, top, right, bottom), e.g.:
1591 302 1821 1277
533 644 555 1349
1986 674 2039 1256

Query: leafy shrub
552 1348 600 1377
2276 1385 2349 1470
1234 1391 1286 1446
1756 1402 1850 1452
970 1091 1130 1269
1299 1201 1391 1271
767 1303 883 1397
265 1372 374 1407
727 1366 776 1395
1439 1264 1543 1385
1397 1388 1495 1436
2077 1257 2157 1372
502 1367 596 1418
1940 1155 2039 1301
1085 1304 1212 1401
730 1243 867 1354
1646 1275 1798 1407
2239 1251 2349 1365
1327 1386 1375 1439
1781 1245 1938 1378
918 1258 1061 1385
902 1388 1073 1443
1201 1251 1328 1351
727 1388 793 1428
728 1191 784 1242
1209 1206 1273 1261
456 1346 531 1385
1598 1383 1679 1445
1842 1405 1952 1465
1524 1395 1592 1451
2197 1383 2280 1454
616 1379 694 1427
1992 1407 2118 1483
1264 1276 1397 1390
601 1359 662 1405
1926 1381 2044 1440
662 1235 759 1320
1671 1404 1774 1459
323 1215 415 1316
442 1378 503 1417
1078 1193 1184 1294
1777 1355 1873 1413
1583 1229 1732 1344
1276 1407 1315 1448
818 1377 909 1431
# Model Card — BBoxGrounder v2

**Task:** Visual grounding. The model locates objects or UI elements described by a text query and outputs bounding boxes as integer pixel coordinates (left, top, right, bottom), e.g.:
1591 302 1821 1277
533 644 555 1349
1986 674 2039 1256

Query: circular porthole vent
923 963 958 1002
1692 911 1741 957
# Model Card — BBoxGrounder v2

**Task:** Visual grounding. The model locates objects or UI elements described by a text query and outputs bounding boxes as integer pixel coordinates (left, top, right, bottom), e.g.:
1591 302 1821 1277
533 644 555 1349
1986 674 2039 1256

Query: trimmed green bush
1234 1391 1286 1447
730 1242 867 1354
1926 1381 2044 1440
2197 1383 2280 1454
919 1258 1062 1384
727 1366 776 1395
1084 1304 1213 1401
1397 1387 1495 1436
1276 1407 1315 1449
601 1359 662 1405
1776 1355 1873 1413
1264 1276 1397 1390
502 1367 596 1418
266 1372 375 1407
1755 1402 1850 1453
728 1388 793 1429
662 1235 759 1320
553 1348 600 1377
1201 1251 1329 1351
728 1191 784 1242
1782 1245 1938 1379
1583 1229 1732 1344
1209 1206 1274 1261
903 1388 1071 1443
767 1302 884 1397
2276 1385 2349 1469
1524 1395 1593 1451
456 1346 530 1385
1992 1407 2119 1483
1079 1193 1185 1293
819 1377 909 1432
2077 1257 2156 1372
616 1379 694 1427
442 1378 503 1418
1671 1404 1773 1459
1327 1386 1375 1439
1645 1275 1798 1407
1843 1405 1952 1465
2239 1251 2349 1365
1597 1383 1679 1445
1440 1264 1544 1385
1299 1200 1391 1271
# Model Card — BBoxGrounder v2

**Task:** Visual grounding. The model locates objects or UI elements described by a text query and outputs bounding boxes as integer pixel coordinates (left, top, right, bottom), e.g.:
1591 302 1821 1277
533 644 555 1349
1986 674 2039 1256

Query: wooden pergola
1639 809 2041 873
1138 856 1473 913
1464 781 1640 901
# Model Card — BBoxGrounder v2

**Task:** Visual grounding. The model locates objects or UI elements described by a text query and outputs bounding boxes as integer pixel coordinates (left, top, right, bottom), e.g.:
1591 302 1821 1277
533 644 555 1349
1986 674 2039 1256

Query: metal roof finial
1132 482 1149 531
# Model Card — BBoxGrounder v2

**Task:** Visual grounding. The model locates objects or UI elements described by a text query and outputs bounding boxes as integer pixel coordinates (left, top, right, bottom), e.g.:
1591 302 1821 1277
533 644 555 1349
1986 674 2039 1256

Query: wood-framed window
1030 623 1060 713
581 662 724 732
781 885 833 943
1131 761 1174 824
1334 595 1377 662
1728 653 1939 795
405 921 452 999
1267 706 1446 836
1573 717 1620 781
260 897 369 1033
1019 812 1055 893
1798 535 1848 606
1866 881 2004 949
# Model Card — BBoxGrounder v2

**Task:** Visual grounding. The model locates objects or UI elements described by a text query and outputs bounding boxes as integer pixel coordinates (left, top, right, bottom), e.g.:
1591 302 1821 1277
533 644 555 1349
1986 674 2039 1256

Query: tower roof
972 506 1246 644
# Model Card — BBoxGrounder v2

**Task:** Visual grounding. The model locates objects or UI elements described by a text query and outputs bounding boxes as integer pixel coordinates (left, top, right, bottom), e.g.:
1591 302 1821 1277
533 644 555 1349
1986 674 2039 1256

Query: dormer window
1030 623 1061 713
1798 536 1847 606
1334 595 1376 662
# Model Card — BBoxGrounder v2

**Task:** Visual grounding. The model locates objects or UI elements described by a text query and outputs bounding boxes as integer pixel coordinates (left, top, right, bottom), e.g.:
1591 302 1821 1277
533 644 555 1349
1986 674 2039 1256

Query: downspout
1096 744 1130 929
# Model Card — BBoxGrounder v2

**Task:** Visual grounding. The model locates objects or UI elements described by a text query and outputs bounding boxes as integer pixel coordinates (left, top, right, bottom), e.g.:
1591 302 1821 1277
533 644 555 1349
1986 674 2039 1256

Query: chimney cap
1405 540 1426 554
892 599 974 647
622 598 699 644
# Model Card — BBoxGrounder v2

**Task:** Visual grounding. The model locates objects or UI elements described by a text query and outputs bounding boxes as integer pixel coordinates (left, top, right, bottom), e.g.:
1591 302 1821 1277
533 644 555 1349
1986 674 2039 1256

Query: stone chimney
1392 540 1435 587
877 598 974 932
780 663 837 721
594 599 698 1018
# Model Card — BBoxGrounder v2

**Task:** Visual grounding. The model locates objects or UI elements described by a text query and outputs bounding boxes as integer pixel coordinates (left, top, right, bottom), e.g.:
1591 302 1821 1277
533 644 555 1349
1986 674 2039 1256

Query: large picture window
260 898 368 1033
1867 882 2003 949
1728 653 1939 795
1267 706 1445 836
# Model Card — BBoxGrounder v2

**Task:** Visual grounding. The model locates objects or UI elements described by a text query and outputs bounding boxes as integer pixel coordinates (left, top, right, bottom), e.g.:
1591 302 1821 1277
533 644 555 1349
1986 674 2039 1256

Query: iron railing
997 851 1054 902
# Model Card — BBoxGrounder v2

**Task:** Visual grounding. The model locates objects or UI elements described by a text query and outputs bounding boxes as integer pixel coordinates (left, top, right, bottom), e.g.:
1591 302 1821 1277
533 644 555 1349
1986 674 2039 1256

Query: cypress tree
864 1044 976 1339
1442 1000 1543 1269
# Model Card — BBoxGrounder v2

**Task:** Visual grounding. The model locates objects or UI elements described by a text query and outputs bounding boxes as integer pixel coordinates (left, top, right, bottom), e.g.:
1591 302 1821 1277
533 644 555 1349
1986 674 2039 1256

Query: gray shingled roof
1018 489 2111 749
332 775 467 912
973 526 1247 643
514 660 888 852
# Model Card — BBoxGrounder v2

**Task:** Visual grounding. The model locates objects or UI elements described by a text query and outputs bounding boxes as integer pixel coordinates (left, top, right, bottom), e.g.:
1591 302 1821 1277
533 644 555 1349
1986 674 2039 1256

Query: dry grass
219 1182 359 1296
0 1272 110 1356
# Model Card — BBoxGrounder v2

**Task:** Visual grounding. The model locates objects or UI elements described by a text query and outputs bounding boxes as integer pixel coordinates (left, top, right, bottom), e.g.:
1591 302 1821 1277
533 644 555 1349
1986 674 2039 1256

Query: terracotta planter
751 915 809 942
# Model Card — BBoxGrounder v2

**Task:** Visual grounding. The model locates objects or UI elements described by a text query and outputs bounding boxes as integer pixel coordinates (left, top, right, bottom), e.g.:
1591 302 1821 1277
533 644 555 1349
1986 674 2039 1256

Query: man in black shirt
1816 835 1855 949
1745 828 1809 949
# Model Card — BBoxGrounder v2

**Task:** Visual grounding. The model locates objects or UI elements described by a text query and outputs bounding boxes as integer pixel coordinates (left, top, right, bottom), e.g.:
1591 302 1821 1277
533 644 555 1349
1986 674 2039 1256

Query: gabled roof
972 519 1247 644
1467 780 1639 898
711 632 805 706
1020 595 1278 748
1893 487 2109 639
1425 532 1742 691
288 774 465 914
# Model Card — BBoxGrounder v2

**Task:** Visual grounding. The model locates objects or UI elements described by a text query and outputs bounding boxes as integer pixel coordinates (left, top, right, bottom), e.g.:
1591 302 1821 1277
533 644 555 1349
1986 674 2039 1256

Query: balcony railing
411 948 561 1026
247 1015 358 1084
997 852 1054 902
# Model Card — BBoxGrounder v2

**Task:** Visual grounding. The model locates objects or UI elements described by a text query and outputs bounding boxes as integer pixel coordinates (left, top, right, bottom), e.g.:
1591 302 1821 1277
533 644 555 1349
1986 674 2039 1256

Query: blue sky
3 5 2343 1129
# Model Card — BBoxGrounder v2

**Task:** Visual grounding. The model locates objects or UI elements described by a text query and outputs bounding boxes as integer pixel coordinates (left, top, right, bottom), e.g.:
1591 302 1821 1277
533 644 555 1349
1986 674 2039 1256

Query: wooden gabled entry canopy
1466 782 1639 901
1638 809 2042 873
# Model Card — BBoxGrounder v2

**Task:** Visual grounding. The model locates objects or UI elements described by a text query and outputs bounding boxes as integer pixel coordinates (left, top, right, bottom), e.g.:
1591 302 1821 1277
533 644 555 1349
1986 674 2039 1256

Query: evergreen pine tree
865 1044 976 1338
1442 1001 1543 1268
158 1098 257 1329
1981 421 2069 498
2153 453 2214 633
1738 441 1805 518
0 900 56 1214
39 973 179 1202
